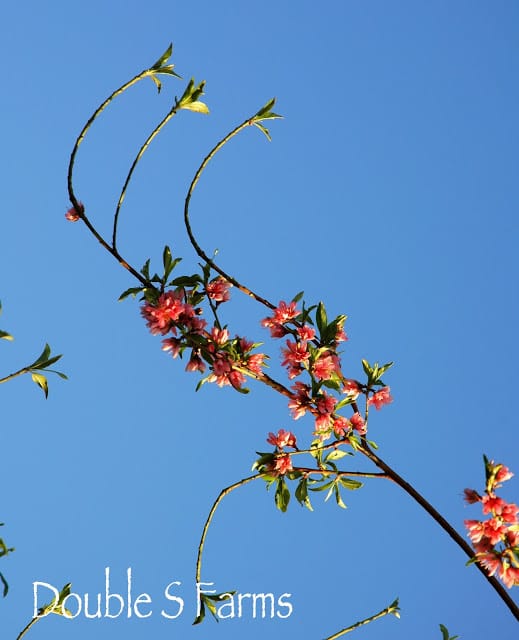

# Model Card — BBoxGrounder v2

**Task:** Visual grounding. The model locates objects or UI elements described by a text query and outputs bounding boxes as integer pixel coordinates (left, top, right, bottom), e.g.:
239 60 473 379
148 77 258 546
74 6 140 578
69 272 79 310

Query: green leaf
31 343 51 367
182 100 209 114
253 97 283 121
325 449 349 461
316 302 327 334
339 478 363 490
334 397 354 412
150 74 162 94
361 359 372 378
31 373 48 398
439 623 459 640
292 291 304 304
0 330 13 341
294 478 313 511
39 583 73 617
141 258 151 280
252 122 272 141
151 43 173 70
178 79 209 114
275 477 290 512
310 479 334 493
334 484 347 509
118 286 144 301
31 354 63 371
252 452 274 472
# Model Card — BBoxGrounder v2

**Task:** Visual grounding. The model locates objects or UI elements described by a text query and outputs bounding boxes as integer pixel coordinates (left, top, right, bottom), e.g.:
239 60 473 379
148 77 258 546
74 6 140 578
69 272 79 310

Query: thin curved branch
196 474 262 583
112 100 182 250
184 117 276 310
67 69 156 286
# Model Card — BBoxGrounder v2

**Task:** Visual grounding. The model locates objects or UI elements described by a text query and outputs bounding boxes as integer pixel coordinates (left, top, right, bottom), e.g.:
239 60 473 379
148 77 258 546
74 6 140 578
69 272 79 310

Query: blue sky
1 1 518 638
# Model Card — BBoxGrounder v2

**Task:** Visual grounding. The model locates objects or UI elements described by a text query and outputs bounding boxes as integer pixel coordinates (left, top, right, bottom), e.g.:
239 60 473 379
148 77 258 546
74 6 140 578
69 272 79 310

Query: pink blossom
162 337 182 358
335 326 348 343
209 355 233 387
495 464 514 487
343 379 360 399
281 340 309 379
239 337 254 353
350 412 366 435
312 352 341 381
228 369 246 389
141 290 185 335
477 552 502 577
482 518 508 545
186 352 206 373
474 538 494 554
267 429 297 449
288 382 311 420
184 316 207 334
65 202 84 221
465 519 486 544
481 494 505 515
246 353 265 375
333 416 350 438
206 277 231 302
260 318 288 338
368 386 393 410
297 325 315 341
273 301 299 324
506 529 519 546
274 453 293 475
501 502 519 524
314 392 336 433
261 301 300 338
210 326 229 346
500 564 519 589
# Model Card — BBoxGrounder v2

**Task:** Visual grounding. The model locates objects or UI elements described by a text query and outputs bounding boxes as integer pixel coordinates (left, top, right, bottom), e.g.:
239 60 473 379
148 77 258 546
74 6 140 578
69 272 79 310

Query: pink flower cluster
265 429 297 476
464 460 519 588
262 301 373 442
141 278 264 391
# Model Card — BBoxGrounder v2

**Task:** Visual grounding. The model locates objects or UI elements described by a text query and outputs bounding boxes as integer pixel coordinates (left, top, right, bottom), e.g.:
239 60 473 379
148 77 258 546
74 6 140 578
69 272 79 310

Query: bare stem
15 616 40 640
196 474 262 583
0 367 29 385
113 100 181 250
323 598 400 639
184 118 276 310
67 69 156 285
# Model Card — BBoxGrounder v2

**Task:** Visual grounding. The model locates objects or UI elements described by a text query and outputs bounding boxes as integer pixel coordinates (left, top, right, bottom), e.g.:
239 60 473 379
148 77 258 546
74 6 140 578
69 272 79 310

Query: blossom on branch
141 290 185 335
261 300 300 338
65 202 84 221
267 429 297 449
464 458 519 588
206 276 232 302
368 386 393 410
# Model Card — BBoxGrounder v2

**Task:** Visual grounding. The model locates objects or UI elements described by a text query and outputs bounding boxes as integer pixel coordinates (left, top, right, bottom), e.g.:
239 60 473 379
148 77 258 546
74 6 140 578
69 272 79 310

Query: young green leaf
118 286 144 301
151 43 173 70
439 623 459 640
294 478 313 511
275 477 290 512
31 372 49 398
